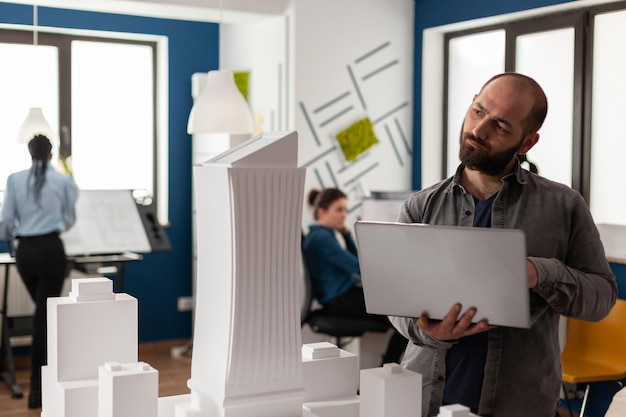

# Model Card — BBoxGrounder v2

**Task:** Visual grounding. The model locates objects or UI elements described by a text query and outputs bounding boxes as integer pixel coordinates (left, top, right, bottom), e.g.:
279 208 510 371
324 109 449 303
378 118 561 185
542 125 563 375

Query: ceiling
13 0 289 23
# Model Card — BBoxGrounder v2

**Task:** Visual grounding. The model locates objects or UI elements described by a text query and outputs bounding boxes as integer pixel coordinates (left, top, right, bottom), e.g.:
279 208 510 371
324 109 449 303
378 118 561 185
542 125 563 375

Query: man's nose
472 118 490 140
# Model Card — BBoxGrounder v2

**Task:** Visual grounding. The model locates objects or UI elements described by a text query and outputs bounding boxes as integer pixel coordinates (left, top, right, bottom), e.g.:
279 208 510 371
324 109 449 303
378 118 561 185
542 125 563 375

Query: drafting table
0 190 169 398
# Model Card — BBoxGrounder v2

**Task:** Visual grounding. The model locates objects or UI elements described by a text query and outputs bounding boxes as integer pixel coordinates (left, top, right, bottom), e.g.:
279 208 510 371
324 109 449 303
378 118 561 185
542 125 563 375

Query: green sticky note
234 71 249 101
336 117 379 161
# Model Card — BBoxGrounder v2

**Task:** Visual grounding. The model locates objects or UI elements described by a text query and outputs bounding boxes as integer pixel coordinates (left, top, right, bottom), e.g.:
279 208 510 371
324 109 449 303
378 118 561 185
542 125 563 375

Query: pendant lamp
17 106 55 143
17 4 56 144
187 70 254 134
186 0 253 135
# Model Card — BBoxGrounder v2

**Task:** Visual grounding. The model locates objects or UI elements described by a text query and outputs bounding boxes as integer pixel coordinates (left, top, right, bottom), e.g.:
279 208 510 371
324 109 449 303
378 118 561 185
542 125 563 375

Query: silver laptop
354 221 530 329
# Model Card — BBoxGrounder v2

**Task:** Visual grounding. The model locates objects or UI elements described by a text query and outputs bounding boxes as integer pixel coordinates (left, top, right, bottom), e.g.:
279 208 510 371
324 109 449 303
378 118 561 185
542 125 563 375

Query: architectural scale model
41 277 140 417
39 133 480 417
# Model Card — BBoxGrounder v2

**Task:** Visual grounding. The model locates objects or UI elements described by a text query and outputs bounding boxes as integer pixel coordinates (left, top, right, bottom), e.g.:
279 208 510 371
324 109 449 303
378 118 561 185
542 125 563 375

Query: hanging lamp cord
33 4 38 46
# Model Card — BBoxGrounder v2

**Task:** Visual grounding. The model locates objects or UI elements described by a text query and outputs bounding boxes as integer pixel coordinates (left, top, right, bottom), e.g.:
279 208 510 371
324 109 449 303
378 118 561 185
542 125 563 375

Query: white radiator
0 266 77 343
1 264 35 317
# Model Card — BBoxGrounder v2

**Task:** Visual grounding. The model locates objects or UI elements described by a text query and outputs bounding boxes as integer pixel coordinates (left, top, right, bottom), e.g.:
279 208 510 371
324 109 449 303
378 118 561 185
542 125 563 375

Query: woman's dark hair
308 188 347 220
27 134 53 204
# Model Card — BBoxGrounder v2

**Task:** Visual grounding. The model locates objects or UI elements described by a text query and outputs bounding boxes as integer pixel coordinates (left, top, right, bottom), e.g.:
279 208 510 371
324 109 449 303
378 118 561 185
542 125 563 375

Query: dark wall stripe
338 152 370 173
313 91 351 113
299 101 320 146
319 105 353 128
314 167 325 188
348 202 362 214
325 161 338 188
302 146 337 167
347 64 367 110
355 41 390 64
362 59 399 81
394 117 411 154
385 123 404 166
372 101 409 124
343 162 380 187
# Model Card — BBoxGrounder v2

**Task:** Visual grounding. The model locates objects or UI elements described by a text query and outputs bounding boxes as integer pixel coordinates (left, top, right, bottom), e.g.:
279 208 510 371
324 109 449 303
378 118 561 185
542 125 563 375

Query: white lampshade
187 70 254 135
17 107 56 144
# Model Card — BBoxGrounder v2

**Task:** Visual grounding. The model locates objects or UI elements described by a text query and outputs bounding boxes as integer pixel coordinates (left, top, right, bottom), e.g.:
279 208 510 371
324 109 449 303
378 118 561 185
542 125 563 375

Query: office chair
300 236 388 349
561 299 626 417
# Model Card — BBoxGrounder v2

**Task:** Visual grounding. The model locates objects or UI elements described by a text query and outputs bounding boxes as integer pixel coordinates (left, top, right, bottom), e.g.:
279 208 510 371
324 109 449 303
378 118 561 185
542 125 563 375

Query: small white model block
302 342 358 401
302 342 340 359
99 361 158 417
302 396 359 417
41 365 98 417
69 277 116 302
359 363 422 417
437 404 479 417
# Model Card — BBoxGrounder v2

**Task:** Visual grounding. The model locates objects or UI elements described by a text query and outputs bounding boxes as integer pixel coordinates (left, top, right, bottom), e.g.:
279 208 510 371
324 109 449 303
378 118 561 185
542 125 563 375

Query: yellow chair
561 299 626 416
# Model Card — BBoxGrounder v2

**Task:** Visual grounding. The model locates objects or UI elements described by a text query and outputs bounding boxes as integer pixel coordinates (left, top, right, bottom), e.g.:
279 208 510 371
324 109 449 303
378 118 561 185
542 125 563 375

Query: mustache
462 133 489 151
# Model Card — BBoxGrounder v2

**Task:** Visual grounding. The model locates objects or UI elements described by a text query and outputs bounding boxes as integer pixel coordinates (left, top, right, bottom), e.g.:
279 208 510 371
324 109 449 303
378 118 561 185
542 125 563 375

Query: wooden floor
1 339 579 417
0 339 192 417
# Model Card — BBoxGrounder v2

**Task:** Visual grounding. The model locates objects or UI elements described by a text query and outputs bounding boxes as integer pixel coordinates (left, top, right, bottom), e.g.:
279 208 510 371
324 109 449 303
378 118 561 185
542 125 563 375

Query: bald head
479 73 548 136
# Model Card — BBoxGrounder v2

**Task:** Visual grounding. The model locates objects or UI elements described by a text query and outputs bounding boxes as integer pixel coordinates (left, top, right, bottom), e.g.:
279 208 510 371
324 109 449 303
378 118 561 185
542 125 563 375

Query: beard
458 130 523 176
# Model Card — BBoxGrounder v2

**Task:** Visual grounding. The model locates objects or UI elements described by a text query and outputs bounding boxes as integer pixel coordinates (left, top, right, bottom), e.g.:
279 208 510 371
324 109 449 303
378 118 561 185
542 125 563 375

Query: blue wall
411 2 624 415
0 2 218 342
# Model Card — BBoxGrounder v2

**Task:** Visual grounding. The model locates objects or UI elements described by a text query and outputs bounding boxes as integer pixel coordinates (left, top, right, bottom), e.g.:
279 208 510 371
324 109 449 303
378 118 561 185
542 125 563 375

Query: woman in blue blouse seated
303 188 407 365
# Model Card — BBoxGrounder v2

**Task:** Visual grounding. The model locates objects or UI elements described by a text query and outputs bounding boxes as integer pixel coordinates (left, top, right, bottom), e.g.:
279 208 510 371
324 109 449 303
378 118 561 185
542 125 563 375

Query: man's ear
519 133 539 155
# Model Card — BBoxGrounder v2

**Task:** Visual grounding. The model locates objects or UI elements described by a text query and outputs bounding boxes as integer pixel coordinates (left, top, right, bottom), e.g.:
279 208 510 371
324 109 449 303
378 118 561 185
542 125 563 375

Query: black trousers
15 232 67 393
323 285 409 365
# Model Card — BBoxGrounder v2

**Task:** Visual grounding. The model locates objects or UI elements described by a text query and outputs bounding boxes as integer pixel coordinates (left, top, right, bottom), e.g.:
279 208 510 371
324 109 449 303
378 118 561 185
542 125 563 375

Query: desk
0 253 21 398
69 251 143 293
0 251 142 398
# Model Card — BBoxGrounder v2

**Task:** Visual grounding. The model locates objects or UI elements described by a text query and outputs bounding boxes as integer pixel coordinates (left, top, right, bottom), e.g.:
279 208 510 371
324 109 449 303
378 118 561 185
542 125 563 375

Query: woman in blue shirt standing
303 188 406 365
1 135 78 409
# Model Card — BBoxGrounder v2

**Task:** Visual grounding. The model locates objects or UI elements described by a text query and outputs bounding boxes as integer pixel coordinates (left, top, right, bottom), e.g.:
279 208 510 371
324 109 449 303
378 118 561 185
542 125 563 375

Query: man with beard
389 73 616 417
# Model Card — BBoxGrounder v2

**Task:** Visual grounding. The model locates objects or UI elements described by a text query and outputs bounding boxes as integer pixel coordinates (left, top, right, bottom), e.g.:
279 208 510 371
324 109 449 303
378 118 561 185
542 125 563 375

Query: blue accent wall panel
0 2 218 342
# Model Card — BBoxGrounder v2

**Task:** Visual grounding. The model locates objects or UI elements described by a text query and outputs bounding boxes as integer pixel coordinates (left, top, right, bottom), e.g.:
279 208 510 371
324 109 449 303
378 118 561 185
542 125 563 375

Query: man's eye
496 123 508 133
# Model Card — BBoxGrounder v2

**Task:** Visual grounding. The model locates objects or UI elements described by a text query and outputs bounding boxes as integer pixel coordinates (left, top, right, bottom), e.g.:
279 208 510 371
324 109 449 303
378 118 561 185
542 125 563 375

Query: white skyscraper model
176 131 306 417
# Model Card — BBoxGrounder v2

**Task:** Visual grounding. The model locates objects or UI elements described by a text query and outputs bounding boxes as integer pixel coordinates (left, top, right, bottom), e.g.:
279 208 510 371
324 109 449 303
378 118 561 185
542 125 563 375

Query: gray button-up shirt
390 163 616 417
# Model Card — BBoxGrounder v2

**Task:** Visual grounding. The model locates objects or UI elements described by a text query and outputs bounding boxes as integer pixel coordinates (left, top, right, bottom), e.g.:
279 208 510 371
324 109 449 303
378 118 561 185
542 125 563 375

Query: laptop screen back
354 221 530 329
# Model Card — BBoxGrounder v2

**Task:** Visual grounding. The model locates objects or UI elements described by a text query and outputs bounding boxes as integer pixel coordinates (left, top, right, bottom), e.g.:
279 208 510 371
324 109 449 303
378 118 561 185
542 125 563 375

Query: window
0 28 165 221
437 1 626 224
0 43 59 184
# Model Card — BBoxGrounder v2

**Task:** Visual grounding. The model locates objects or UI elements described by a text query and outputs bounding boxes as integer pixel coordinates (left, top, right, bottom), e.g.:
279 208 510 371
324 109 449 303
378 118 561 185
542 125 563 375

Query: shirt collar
450 158 528 191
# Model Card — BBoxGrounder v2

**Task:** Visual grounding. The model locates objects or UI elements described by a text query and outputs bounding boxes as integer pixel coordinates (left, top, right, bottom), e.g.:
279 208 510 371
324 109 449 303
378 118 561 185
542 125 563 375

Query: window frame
0 27 161 216
441 1 626 203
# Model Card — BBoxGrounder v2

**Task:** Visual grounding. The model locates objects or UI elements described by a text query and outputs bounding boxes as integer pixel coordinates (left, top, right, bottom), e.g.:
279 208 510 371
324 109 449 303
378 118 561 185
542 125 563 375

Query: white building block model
301 342 359 417
177 131 306 417
301 342 358 401
360 363 422 417
99 361 158 417
302 397 360 417
42 277 138 417
437 404 480 417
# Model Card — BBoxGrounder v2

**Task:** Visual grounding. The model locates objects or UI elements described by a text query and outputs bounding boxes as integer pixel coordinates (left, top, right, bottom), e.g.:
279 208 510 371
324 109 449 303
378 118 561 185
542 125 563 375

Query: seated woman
303 188 407 365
